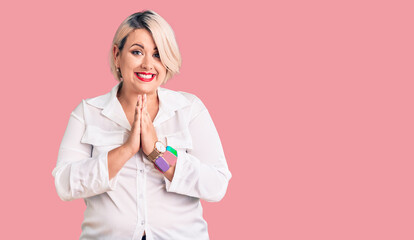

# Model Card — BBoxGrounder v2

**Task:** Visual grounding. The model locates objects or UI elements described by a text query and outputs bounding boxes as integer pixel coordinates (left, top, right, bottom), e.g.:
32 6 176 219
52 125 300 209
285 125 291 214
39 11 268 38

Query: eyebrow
130 43 158 50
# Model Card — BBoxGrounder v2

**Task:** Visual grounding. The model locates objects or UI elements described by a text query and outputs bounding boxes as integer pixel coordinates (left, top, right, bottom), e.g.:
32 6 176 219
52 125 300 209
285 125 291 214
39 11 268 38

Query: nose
141 54 153 70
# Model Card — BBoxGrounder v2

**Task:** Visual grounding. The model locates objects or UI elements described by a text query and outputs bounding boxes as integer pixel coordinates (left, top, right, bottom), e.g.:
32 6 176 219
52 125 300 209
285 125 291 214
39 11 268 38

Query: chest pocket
163 129 193 154
80 125 127 157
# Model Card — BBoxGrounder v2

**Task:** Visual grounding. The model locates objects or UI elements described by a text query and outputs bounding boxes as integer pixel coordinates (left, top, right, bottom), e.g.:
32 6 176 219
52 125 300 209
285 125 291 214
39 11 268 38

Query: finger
137 104 141 126
140 107 146 125
138 95 143 111
141 94 147 119
143 94 147 112
140 95 145 126
135 95 140 114
134 95 142 123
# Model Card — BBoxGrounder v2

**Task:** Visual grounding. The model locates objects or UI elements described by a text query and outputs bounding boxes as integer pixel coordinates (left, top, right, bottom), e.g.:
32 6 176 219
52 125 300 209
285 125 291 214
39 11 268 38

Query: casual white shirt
52 81 232 240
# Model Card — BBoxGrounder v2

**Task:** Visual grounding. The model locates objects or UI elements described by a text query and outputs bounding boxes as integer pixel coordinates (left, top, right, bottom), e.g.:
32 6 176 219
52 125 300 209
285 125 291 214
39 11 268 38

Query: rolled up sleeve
164 98 232 202
52 101 119 201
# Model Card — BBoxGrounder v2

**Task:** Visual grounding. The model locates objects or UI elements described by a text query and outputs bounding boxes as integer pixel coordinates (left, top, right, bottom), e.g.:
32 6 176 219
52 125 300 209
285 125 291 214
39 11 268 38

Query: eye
153 53 160 58
132 50 143 55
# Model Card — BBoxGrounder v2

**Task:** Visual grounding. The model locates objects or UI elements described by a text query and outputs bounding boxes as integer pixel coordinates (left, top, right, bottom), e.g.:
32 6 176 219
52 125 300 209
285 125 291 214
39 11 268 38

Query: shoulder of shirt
69 89 109 120
160 88 209 121
159 87 204 107
82 92 112 109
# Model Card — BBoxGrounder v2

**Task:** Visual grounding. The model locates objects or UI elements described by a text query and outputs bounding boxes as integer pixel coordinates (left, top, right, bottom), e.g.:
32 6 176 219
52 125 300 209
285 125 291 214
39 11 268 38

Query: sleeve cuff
164 151 187 193
69 151 120 199
104 151 120 191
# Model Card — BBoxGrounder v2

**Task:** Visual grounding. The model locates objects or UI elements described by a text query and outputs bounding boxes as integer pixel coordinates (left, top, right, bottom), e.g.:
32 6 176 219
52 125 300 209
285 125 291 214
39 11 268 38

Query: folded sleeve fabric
52 100 119 201
164 97 232 202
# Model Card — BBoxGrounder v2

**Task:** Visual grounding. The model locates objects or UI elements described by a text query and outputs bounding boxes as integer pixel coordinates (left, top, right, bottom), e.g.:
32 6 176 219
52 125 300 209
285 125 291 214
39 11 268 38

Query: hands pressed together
120 94 176 181
123 94 158 156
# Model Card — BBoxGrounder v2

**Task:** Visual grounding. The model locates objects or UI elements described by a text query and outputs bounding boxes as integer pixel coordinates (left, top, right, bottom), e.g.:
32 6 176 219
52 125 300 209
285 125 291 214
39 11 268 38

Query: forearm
163 164 176 181
108 145 135 180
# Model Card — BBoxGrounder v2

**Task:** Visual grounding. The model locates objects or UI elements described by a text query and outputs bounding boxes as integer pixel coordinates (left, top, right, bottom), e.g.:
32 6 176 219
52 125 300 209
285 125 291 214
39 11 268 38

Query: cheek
155 64 167 75
126 56 140 68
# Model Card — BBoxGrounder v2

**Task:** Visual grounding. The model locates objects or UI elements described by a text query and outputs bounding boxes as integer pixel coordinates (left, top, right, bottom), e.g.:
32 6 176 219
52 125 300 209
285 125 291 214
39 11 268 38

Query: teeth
137 73 154 79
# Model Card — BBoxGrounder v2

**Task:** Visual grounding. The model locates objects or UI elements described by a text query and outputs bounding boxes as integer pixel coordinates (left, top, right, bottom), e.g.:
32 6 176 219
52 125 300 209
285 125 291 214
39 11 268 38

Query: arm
164 98 232 202
52 101 132 201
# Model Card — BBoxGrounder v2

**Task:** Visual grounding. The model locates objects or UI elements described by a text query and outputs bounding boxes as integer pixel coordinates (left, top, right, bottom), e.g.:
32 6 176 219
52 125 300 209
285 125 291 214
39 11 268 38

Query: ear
113 45 121 67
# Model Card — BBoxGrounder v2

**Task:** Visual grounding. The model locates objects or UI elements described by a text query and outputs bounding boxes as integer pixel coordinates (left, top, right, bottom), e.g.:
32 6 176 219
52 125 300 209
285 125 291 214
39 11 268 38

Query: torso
116 89 157 239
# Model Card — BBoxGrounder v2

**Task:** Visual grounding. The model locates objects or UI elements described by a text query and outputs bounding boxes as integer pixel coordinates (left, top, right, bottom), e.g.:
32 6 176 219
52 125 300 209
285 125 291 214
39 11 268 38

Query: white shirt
52 81 232 240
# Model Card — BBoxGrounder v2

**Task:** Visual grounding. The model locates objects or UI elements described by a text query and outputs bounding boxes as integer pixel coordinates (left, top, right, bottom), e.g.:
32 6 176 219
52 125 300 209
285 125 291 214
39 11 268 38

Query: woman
52 10 231 240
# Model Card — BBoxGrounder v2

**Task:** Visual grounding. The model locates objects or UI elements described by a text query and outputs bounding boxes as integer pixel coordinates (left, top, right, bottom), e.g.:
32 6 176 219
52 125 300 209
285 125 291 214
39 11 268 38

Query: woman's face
114 28 166 94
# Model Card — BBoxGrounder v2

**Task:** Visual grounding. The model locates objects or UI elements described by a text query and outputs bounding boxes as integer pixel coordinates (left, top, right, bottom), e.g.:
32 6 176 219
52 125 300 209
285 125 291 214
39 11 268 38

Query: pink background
1 0 413 239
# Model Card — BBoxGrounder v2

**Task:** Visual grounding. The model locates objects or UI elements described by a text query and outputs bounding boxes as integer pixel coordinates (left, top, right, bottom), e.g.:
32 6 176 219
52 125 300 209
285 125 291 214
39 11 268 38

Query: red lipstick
135 72 155 82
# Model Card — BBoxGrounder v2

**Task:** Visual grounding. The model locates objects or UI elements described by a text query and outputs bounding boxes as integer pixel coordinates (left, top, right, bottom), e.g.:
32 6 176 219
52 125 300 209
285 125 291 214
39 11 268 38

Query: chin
133 82 158 94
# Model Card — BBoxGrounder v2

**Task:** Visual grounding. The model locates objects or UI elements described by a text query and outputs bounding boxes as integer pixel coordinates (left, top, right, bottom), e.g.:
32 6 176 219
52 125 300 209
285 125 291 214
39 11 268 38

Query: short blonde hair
109 10 182 84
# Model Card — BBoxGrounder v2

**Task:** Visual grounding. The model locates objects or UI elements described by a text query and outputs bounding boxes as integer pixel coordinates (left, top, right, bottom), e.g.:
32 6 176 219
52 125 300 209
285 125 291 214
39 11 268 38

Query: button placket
136 151 147 233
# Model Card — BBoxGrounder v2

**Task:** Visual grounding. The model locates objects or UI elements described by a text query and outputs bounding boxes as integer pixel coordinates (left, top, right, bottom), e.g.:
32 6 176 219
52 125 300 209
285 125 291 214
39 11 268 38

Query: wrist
152 146 178 174
145 140 164 159
143 147 152 156
143 139 158 156
121 144 136 158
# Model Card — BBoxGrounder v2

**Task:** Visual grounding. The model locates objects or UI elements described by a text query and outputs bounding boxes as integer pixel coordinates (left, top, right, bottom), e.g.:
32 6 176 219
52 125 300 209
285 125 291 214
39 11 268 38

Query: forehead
125 28 156 49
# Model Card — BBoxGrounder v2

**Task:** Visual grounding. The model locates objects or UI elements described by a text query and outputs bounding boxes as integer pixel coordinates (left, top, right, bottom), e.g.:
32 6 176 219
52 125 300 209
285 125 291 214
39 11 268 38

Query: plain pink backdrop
1 0 413 239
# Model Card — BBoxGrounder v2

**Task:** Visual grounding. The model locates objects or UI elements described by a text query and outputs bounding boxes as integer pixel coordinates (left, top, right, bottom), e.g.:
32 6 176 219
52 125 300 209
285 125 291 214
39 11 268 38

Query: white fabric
52 81 232 240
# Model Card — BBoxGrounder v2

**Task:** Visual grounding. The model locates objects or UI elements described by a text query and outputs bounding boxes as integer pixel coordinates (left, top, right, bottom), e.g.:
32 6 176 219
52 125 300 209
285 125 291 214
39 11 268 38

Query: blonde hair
109 10 181 84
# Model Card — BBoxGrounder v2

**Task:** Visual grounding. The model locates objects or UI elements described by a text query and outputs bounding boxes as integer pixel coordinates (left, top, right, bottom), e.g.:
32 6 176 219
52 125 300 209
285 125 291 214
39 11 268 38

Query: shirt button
139 169 144 174
141 220 145 225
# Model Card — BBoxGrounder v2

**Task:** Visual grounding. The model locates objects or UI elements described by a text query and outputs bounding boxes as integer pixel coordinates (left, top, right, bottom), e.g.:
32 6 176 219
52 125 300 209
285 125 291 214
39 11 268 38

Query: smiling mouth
135 72 155 82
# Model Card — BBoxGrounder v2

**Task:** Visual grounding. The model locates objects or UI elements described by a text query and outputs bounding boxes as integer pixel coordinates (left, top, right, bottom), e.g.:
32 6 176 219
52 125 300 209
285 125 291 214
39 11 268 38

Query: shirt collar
85 81 191 131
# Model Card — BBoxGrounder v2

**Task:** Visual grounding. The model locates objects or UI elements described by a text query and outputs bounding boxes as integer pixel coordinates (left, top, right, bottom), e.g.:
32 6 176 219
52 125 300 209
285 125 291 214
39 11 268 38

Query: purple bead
155 156 170 172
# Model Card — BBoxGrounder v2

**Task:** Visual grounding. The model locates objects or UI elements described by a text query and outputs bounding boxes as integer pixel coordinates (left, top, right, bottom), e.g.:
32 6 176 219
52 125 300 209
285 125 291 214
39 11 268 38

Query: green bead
166 146 177 157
